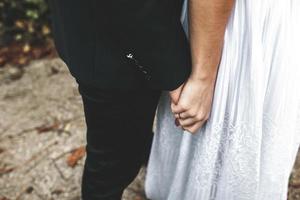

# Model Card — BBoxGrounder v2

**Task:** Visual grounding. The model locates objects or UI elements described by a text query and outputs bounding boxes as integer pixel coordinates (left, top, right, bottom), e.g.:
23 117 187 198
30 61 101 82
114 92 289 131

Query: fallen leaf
36 120 60 133
67 146 86 167
0 167 15 175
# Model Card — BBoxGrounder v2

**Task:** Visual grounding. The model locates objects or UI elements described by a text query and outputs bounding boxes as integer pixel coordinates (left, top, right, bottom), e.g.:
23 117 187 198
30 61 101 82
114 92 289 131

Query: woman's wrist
190 55 221 83
190 43 223 80
189 68 218 85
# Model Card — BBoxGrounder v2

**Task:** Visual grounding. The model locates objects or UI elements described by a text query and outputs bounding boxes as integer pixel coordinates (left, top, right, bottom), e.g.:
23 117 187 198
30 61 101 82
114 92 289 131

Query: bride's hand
170 74 216 134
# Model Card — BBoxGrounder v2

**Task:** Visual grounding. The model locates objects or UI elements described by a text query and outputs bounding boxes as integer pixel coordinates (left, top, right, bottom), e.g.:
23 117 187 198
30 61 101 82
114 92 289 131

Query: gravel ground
0 58 299 200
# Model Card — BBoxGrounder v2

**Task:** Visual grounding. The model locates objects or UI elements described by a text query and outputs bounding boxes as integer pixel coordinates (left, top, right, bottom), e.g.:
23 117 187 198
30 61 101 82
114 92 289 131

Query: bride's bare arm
189 0 235 80
170 0 235 134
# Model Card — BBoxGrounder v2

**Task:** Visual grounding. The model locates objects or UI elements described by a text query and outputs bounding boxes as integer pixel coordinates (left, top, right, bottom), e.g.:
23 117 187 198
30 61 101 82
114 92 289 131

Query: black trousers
77 81 162 200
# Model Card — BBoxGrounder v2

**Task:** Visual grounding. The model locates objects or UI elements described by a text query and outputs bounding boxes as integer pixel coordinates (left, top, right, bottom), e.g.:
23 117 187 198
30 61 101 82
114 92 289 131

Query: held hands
168 0 233 135
169 74 217 134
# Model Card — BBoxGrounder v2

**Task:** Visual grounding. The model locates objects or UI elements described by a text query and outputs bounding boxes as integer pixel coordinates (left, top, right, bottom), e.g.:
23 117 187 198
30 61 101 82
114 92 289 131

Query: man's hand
169 83 185 106
169 82 184 126
169 74 216 134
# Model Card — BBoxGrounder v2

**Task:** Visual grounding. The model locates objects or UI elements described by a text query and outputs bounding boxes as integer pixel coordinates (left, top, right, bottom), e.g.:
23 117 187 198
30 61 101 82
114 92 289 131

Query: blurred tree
0 0 51 46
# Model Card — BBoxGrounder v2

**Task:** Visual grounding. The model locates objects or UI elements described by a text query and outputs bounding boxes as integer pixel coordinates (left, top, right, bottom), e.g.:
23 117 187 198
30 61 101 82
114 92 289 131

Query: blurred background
0 0 300 199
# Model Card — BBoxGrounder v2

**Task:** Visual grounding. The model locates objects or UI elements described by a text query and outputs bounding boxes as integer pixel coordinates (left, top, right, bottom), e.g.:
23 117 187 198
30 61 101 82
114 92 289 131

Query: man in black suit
47 0 191 199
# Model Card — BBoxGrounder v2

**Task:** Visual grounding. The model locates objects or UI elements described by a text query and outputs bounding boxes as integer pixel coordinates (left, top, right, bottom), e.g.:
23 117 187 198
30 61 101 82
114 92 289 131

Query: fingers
178 117 198 126
176 110 197 119
174 112 189 119
172 104 199 119
182 120 206 134
171 101 188 114
176 111 210 134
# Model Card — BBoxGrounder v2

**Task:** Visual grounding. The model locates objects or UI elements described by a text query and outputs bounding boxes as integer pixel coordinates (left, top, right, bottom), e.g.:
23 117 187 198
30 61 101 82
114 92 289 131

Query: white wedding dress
144 0 300 199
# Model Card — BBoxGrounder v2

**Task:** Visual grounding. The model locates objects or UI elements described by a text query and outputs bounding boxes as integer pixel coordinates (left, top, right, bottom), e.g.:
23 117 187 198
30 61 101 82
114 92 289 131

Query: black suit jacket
47 0 192 90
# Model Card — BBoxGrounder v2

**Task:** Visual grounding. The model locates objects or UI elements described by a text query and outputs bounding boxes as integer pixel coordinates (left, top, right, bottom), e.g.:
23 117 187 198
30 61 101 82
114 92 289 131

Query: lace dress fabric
144 0 300 199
